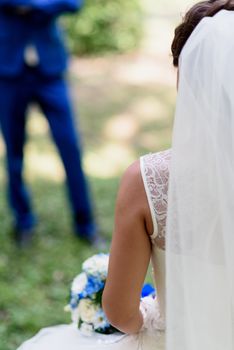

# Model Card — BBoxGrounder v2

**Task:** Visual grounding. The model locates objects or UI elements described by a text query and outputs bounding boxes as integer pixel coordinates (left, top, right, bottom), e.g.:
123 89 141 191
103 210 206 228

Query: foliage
62 0 142 55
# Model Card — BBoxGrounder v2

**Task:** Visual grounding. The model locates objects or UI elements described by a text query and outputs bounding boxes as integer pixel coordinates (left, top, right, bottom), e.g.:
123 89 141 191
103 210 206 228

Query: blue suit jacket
0 0 83 77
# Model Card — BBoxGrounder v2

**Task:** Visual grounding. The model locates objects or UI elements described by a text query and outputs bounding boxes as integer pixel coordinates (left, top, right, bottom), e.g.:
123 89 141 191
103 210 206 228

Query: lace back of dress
140 150 171 250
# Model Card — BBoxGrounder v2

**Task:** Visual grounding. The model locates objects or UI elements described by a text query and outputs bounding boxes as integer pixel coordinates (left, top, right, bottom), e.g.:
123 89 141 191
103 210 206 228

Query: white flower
93 309 109 330
82 254 109 280
71 272 88 294
78 299 99 324
80 323 93 337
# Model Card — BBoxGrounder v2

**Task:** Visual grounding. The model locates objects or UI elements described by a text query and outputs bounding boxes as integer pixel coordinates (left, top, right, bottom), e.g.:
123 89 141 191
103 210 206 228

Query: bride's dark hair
172 0 234 67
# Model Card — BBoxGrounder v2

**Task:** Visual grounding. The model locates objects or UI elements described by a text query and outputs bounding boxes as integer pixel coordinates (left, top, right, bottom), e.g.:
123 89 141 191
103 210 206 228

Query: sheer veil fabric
166 10 234 350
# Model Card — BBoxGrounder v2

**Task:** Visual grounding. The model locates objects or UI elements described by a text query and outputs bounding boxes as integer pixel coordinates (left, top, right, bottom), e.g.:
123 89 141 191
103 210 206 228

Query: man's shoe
13 227 35 248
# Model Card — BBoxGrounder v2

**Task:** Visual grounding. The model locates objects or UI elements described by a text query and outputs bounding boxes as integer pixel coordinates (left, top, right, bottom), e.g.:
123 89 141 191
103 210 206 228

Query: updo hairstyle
171 0 234 67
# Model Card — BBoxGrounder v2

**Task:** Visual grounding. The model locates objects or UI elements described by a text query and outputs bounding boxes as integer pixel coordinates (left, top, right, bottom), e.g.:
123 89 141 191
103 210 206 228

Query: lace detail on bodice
140 150 171 250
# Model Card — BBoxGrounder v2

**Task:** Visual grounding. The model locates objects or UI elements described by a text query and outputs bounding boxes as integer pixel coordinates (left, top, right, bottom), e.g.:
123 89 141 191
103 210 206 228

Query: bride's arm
102 160 153 334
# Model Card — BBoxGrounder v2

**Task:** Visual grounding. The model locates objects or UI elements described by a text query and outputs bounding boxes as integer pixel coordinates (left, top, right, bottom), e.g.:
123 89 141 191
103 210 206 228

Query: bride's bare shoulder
117 159 145 214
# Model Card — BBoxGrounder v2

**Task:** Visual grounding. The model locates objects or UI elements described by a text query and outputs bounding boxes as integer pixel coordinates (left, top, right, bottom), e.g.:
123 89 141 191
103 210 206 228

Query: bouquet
65 253 155 336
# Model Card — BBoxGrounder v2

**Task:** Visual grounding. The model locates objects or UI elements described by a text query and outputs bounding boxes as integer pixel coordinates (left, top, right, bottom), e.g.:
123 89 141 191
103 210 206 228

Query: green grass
0 6 179 347
0 88 176 350
0 176 119 350
0 76 175 350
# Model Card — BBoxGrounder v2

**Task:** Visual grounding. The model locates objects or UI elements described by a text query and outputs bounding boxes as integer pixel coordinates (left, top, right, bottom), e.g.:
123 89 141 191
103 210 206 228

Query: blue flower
70 293 79 309
141 283 156 297
79 276 104 299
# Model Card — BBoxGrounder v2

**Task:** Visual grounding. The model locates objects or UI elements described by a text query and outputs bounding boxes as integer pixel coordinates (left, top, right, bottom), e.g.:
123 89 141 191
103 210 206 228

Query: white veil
166 9 234 350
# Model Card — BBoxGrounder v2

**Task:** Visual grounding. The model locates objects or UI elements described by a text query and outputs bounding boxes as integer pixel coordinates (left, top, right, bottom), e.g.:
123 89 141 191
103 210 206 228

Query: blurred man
0 0 98 246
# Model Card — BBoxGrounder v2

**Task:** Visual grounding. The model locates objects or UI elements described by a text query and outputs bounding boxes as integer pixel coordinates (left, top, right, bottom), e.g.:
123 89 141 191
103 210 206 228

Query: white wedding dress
17 150 170 350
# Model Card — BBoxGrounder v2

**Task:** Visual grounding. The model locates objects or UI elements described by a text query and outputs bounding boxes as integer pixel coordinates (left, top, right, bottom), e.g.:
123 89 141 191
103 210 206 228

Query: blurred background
0 0 192 349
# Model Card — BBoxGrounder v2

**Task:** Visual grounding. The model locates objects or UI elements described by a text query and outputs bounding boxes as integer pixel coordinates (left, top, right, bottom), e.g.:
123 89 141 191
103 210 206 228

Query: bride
18 1 234 349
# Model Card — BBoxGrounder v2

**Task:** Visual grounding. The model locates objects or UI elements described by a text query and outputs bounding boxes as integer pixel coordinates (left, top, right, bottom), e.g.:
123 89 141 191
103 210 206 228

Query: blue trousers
0 66 96 236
